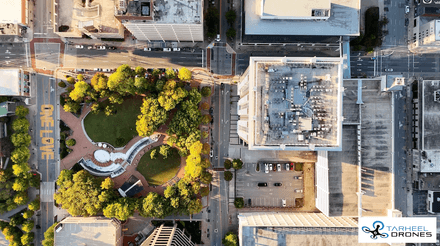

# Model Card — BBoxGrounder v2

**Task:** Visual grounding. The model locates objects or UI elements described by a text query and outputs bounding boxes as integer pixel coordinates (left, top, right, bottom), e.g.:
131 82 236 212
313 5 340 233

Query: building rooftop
118 175 144 197
244 0 360 36
422 80 440 150
54 217 122 246
237 57 343 151
0 69 23 96
117 0 202 24
240 226 389 246
429 191 440 213
261 0 330 19
0 0 24 24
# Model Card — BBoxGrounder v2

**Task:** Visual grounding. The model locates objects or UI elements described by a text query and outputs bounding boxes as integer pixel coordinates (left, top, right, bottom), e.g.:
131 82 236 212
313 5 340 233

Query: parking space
235 162 304 208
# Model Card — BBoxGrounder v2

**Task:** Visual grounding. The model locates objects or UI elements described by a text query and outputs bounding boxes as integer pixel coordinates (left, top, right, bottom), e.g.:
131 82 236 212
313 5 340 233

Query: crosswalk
40 182 55 202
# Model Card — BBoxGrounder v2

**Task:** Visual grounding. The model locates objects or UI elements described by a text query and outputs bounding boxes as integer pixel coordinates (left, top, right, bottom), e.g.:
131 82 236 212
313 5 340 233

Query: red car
290 163 294 170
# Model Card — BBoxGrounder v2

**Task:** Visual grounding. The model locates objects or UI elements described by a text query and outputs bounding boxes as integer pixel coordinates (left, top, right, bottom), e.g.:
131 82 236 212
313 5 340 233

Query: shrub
201 115 212 124
15 106 29 117
232 159 243 170
67 77 76 84
66 139 76 146
234 198 244 208
58 81 66 88
150 149 158 159
224 171 233 181
222 231 238 246
77 74 84 81
22 210 34 219
200 187 209 197
201 87 211 97
201 102 210 110
224 160 232 169
226 27 236 39
28 199 40 211
202 131 209 139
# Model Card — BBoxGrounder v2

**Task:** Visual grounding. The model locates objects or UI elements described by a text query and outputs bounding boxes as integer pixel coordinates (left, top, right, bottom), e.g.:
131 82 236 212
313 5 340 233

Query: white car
173 48 181 52
282 199 286 207
269 163 273 171
144 48 151 51
93 68 102 71
294 189 303 193
215 34 221 42
98 46 106 50
210 150 213 157
103 68 112 72
75 45 83 49
405 6 410 13
277 163 281 172
163 48 171 52
285 163 289 171
265 164 269 174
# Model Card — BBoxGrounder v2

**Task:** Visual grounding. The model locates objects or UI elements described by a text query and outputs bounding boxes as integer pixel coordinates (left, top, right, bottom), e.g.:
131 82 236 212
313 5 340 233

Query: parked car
215 34 221 42
144 48 151 51
294 189 303 193
94 68 102 71
274 183 282 187
173 48 181 51
269 163 273 171
87 46 93 49
293 176 303 180
277 164 281 172
384 68 393 72
265 163 269 174
163 48 171 52
282 199 286 207
290 163 294 170
405 5 410 13
75 45 83 49
109 46 117 50
209 107 214 115
405 18 409 26
248 198 252 207
210 150 213 157
257 182 267 187
103 68 112 72
75 68 85 73
98 46 106 50
285 163 289 171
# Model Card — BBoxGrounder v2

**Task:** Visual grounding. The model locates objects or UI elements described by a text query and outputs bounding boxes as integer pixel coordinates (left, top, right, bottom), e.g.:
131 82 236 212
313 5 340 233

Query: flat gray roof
0 69 21 96
244 0 360 36
241 227 389 246
54 217 121 246
422 80 440 150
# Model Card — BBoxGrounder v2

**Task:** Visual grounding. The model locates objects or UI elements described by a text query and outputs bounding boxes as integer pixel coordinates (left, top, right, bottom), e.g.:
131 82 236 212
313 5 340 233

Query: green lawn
137 146 181 186
83 96 143 147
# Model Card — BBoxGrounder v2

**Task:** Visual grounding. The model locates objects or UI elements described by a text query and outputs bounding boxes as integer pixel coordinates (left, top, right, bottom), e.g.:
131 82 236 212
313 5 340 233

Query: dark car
221 83 225 90
274 183 282 187
257 182 267 187
209 107 214 115
248 199 252 207
405 18 409 26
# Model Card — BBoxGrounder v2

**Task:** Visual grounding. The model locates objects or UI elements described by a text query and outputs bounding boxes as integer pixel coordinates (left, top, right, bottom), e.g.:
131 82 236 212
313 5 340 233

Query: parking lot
235 162 304 208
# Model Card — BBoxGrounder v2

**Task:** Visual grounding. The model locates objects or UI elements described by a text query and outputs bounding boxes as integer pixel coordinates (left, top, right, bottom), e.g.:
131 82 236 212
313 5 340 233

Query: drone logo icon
362 221 389 239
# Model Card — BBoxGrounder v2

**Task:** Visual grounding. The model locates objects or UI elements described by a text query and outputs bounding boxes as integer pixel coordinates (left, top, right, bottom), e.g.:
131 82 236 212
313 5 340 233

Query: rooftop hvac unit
434 90 440 102
119 0 127 10
423 0 432 3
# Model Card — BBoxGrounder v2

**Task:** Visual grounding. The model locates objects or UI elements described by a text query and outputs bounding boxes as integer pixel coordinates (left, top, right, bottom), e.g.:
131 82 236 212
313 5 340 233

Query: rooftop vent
435 91 440 102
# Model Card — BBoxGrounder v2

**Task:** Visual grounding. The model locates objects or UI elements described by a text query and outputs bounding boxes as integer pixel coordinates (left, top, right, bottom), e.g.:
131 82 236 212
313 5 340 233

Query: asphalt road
0 43 30 68
35 74 58 244
382 0 408 47
208 171 229 246
34 0 56 37
211 83 231 168
66 45 204 69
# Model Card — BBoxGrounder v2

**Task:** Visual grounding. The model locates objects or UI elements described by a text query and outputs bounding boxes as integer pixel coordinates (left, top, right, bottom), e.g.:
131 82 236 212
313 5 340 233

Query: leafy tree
226 27 236 39
167 100 201 136
101 177 114 190
177 67 192 81
165 68 176 79
201 86 212 97
187 88 202 104
202 131 209 139
90 102 100 114
150 149 158 159
225 10 236 26
77 74 84 81
185 155 203 179
200 187 209 197
11 146 30 164
202 143 210 155
159 145 170 159
21 232 34 245
187 198 203 215
0 169 12 182
69 81 90 102
29 174 40 188
223 159 231 169
189 141 203 155
200 171 212 184
135 66 146 76
12 163 30 176
54 170 110 217
9 214 25 227
13 192 28 205
232 159 243 170
224 171 233 181
205 7 219 38
12 178 29 192
222 231 238 246
22 209 34 219
184 131 202 150
11 132 31 147
103 198 138 221
28 198 40 211
104 105 115 116
201 102 210 110
234 197 244 208
139 192 169 219
200 158 211 168
42 222 58 246
56 169 73 187
2 225 23 245
66 138 76 147
201 114 212 124
58 81 66 88
21 219 34 233
91 73 108 92
107 64 136 96
15 106 29 117
63 100 81 114
66 77 76 84
158 80 188 111
166 136 177 147
136 97 168 137
12 118 30 132
134 76 148 91
109 93 124 104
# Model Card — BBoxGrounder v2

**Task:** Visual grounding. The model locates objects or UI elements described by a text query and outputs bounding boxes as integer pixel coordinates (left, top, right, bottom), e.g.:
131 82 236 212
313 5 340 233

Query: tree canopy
103 198 138 221
177 67 192 81
158 80 188 111
15 106 29 117
107 64 136 96
136 97 168 137
12 118 29 132
69 81 90 102
222 231 239 246
91 73 109 92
